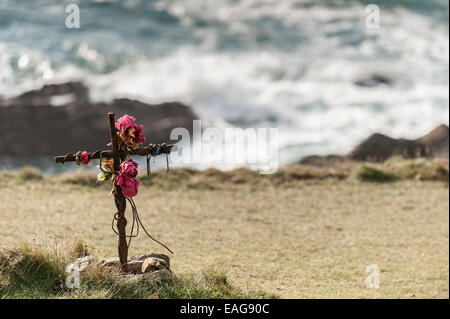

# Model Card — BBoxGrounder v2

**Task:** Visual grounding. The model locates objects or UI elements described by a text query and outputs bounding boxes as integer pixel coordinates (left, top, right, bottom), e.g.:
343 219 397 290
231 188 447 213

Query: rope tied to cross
110 197 174 254
109 163 174 254
146 143 171 175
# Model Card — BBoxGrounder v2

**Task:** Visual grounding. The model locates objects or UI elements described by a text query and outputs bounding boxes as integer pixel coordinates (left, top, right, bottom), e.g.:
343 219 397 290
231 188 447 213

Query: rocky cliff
301 124 449 166
0 82 197 156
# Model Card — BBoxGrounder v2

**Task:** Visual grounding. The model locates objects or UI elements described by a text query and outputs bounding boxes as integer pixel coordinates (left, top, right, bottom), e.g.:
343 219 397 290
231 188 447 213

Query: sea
0 0 448 172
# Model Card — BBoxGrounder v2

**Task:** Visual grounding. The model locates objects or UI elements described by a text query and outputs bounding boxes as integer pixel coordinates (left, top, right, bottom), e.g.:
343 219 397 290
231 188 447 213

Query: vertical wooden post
108 112 128 272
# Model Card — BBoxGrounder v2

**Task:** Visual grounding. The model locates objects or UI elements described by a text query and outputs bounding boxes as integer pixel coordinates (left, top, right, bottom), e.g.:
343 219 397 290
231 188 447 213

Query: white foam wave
0 1 448 168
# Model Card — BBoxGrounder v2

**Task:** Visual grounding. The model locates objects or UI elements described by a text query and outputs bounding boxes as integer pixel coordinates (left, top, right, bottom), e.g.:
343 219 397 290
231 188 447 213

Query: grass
384 157 449 181
3 158 446 189
7 157 447 189
16 166 43 181
0 158 448 298
53 170 100 186
0 239 270 299
354 165 399 183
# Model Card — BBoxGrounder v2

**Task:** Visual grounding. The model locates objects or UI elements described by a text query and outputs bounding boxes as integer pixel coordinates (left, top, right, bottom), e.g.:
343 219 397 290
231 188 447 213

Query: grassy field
0 159 448 298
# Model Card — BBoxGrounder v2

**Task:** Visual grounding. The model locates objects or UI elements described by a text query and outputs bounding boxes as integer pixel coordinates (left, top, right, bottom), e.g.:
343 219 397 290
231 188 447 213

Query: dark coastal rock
347 133 425 162
299 154 348 167
0 82 197 157
415 124 449 158
347 125 449 162
0 82 89 107
354 74 392 87
300 125 449 165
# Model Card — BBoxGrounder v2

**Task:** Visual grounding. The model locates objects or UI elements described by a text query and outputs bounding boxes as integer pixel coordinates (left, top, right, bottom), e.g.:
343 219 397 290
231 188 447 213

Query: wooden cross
54 112 175 272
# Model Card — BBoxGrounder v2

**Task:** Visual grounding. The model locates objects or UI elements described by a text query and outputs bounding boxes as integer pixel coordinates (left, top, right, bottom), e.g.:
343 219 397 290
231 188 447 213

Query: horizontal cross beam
54 143 177 163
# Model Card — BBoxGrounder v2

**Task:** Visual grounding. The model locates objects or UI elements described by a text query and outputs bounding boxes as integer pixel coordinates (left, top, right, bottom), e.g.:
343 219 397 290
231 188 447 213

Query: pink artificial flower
115 114 146 145
117 174 140 198
119 158 139 178
134 124 146 144
81 151 89 164
115 114 136 132
117 159 140 198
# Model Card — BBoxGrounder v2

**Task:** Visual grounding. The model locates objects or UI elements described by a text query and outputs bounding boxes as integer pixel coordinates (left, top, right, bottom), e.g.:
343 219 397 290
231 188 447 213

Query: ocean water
0 0 448 171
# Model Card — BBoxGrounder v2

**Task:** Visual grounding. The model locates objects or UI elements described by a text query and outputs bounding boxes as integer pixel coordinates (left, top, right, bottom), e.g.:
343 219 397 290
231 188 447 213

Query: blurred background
0 0 448 172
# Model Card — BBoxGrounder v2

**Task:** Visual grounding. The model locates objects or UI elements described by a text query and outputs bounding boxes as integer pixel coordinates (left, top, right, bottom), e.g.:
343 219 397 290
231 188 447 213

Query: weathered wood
108 112 129 272
54 144 176 163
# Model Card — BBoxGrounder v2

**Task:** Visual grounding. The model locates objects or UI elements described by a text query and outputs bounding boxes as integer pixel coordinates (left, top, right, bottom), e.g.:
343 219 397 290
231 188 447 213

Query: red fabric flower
81 151 89 164
115 114 146 145
119 158 139 178
116 159 140 198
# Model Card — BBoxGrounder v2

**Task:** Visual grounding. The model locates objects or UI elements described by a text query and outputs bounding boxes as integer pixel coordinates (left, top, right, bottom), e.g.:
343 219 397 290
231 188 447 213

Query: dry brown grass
0 161 448 298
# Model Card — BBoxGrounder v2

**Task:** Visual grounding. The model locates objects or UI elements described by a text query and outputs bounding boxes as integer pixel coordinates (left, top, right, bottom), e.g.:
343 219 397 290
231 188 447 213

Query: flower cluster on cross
96 114 146 198
115 114 146 148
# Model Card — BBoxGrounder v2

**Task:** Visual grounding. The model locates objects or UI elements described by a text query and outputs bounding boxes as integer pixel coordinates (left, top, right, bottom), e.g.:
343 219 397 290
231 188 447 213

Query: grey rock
67 255 97 271
300 125 449 165
299 154 348 167
354 74 392 87
348 125 449 162
141 256 169 273
416 124 449 158
98 253 171 274
0 82 197 157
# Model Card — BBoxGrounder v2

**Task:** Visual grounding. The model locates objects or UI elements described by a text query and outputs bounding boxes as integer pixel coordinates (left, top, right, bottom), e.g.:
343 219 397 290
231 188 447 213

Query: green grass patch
354 165 399 183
